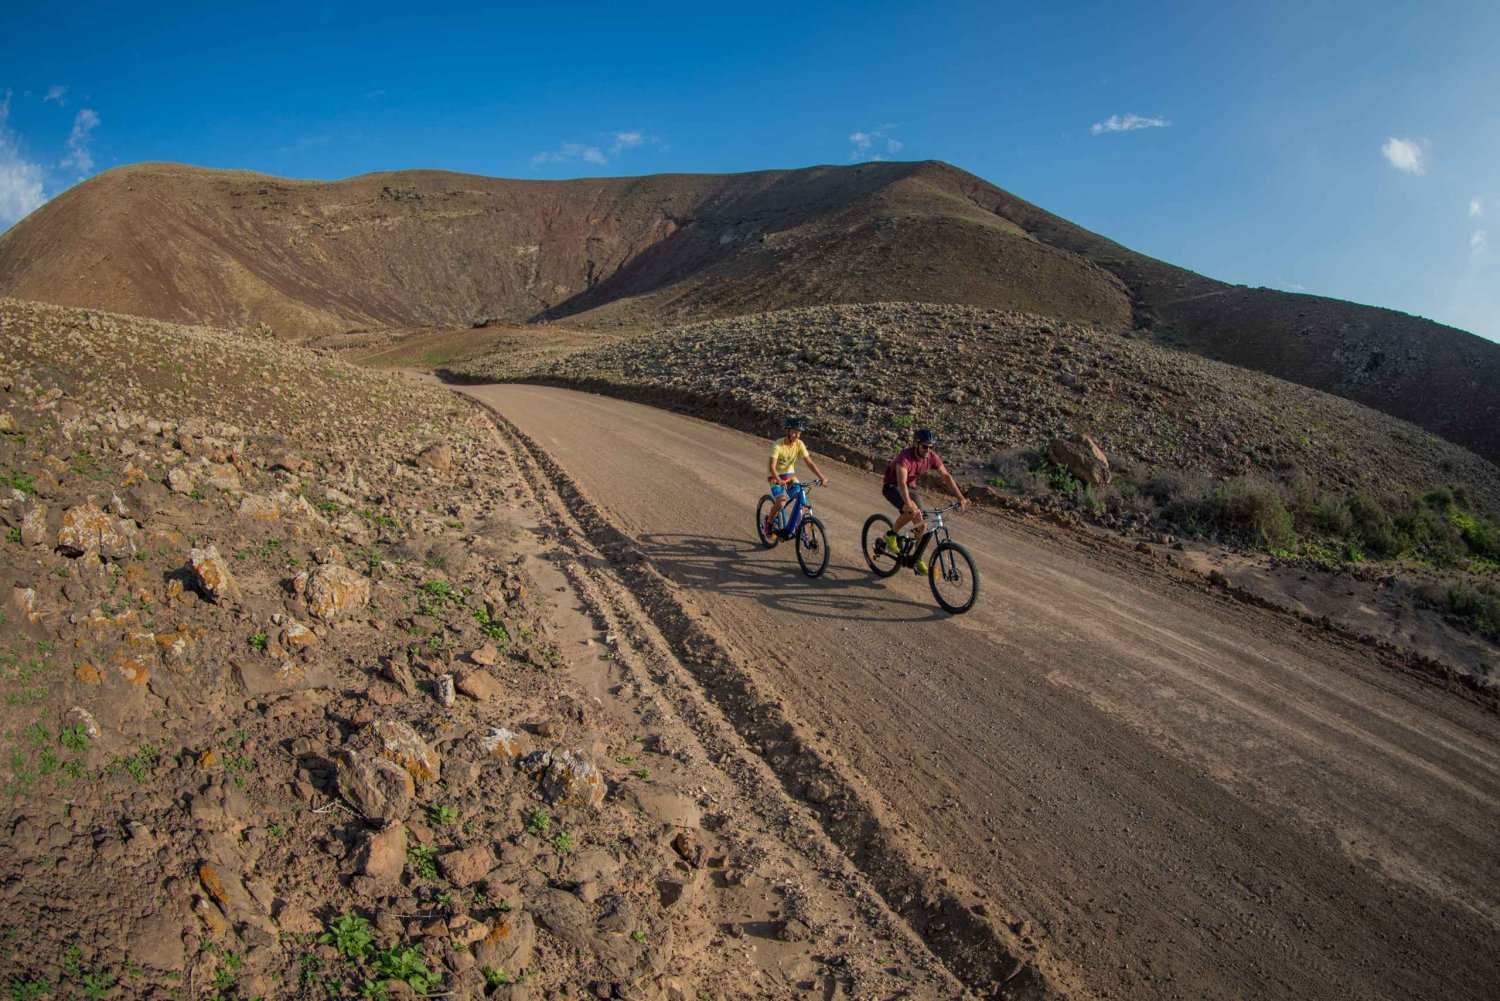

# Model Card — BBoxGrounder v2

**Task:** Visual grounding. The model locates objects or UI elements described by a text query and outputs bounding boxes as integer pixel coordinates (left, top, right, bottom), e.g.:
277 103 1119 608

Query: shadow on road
638 532 943 623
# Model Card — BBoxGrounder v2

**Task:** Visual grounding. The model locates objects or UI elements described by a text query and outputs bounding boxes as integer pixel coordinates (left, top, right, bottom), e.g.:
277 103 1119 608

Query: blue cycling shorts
771 478 803 502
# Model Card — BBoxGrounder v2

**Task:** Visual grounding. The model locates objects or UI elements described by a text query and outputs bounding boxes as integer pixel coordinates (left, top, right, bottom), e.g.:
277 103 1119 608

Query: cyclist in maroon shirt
878 428 968 572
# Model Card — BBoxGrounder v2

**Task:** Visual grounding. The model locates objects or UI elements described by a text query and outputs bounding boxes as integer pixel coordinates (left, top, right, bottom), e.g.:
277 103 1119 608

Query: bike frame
773 481 815 536
901 506 955 565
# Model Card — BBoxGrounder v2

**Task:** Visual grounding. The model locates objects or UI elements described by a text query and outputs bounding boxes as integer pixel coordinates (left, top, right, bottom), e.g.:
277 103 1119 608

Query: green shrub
1172 477 1295 550
1447 583 1500 641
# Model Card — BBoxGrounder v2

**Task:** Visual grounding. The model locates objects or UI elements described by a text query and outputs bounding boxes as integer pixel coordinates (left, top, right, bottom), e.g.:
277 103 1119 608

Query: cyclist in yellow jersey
764 417 828 536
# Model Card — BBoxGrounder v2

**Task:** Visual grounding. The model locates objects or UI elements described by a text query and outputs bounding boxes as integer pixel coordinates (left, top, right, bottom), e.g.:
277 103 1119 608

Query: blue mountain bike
755 481 829 578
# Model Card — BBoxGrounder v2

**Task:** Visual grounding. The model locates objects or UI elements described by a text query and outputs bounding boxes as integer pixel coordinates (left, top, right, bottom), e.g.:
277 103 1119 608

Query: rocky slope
0 298 962 1000
448 302 1500 673
467 302 1500 518
3 160 1496 462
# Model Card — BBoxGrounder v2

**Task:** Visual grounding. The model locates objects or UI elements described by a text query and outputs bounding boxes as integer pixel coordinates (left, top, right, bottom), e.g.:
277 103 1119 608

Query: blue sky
2 0 1496 340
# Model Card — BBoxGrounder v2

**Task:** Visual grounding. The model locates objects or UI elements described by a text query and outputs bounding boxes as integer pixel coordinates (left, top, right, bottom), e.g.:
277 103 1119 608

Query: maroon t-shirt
883 446 943 486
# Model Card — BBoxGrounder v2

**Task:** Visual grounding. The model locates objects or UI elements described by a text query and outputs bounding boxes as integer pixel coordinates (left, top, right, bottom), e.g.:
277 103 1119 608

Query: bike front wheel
755 495 780 548
796 516 830 578
929 540 979 614
861 514 900 578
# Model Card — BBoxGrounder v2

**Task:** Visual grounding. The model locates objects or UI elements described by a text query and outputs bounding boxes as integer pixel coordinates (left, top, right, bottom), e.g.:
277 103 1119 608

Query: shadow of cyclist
636 532 943 623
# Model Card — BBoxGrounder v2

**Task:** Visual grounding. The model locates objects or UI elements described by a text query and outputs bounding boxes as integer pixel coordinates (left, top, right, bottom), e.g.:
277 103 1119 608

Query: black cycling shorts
882 483 920 512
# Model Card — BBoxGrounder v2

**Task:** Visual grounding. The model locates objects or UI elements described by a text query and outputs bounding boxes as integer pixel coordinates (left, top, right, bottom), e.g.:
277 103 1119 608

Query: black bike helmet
914 428 937 445
785 417 807 431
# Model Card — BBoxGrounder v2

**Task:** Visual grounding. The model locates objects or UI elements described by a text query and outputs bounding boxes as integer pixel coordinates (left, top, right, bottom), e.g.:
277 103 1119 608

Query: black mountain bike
755 481 829 578
861 501 979 613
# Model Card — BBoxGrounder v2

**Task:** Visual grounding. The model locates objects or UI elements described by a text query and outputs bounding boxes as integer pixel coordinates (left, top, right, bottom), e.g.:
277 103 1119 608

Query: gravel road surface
462 382 1499 1001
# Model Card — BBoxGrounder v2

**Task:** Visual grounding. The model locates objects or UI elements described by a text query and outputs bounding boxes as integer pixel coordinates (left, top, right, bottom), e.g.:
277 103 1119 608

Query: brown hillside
1 159 1497 461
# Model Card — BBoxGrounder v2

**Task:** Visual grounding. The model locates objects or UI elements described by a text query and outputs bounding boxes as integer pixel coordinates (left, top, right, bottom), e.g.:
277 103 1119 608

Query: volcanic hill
1 160 1497 462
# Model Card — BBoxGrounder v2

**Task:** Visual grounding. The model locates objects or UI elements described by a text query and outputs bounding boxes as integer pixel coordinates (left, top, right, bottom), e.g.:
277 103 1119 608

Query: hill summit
1 159 1497 462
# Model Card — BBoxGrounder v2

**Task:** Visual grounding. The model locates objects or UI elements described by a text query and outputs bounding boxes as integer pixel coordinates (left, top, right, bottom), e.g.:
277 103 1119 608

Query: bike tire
796 516 830 578
929 540 979 614
861 514 901 578
755 495 780 548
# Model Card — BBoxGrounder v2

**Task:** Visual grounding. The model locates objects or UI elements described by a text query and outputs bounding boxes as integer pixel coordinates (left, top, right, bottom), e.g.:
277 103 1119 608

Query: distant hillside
1 159 1497 462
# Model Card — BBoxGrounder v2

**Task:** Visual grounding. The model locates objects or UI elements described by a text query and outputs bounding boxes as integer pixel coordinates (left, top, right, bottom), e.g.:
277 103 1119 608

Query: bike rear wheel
861 514 901 578
755 495 782 548
929 540 979 614
796 516 830 578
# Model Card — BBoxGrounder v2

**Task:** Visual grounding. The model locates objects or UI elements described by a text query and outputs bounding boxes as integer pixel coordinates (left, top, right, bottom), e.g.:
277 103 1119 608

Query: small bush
1171 477 1296 550
1447 584 1500 641
986 449 1045 495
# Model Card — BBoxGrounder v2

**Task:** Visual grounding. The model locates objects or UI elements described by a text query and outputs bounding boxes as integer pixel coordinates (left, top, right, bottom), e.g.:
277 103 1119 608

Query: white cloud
1473 230 1489 255
60 108 99 174
849 124 902 161
0 91 48 229
1380 137 1425 175
610 131 643 154
43 85 67 105
1470 199 1483 219
531 130 664 170
1090 114 1171 135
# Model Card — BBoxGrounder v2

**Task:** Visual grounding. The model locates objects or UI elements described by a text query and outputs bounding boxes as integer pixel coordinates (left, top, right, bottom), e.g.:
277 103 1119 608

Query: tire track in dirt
453 382 1500 1001
468 395 1066 998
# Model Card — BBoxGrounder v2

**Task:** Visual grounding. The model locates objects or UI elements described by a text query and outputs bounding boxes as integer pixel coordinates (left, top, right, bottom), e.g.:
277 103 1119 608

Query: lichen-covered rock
166 466 195 495
530 748 608 808
295 563 370 622
236 494 281 521
369 719 440 784
10 586 40 624
188 545 240 602
280 618 316 649
20 502 48 547
481 726 529 763
64 706 101 739
203 462 242 492
474 910 536 973
57 502 137 559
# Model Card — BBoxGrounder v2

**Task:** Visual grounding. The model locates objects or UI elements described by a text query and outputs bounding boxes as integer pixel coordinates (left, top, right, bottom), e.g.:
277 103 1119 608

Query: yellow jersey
770 438 809 477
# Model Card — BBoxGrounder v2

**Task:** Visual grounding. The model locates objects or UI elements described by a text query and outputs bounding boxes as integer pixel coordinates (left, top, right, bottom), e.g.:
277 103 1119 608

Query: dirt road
459 383 1499 1001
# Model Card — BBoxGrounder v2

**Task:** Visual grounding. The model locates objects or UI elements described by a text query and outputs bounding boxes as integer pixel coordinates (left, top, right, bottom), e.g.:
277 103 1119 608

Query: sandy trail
459 382 1499 1001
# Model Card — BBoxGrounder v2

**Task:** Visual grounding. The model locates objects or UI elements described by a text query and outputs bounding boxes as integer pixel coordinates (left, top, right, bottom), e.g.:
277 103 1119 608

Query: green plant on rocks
524 806 551 837
407 843 440 881
319 912 375 959
372 944 440 994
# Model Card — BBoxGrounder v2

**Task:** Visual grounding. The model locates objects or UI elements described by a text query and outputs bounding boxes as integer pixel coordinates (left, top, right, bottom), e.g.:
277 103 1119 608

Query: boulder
358 825 407 884
439 845 494 887
481 727 529 764
1047 434 1112 487
57 502 137 560
166 466 195 495
19 502 49 547
457 670 504 702
188 545 240 602
415 443 454 472
532 749 607 809
473 910 536 973
295 563 371 622
369 719 441 784
337 750 415 826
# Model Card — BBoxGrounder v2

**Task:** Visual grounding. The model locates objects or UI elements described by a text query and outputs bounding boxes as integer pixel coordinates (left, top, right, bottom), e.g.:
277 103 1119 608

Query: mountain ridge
1 158 1496 463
